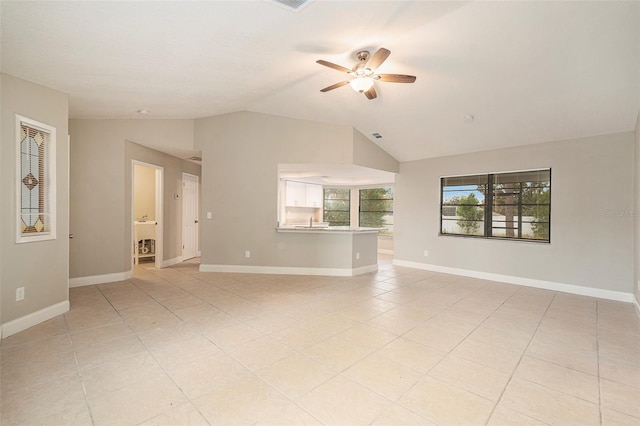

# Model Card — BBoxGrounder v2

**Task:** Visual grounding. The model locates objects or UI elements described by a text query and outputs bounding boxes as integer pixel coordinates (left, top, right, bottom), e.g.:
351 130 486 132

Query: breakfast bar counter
272 226 382 276
275 226 383 234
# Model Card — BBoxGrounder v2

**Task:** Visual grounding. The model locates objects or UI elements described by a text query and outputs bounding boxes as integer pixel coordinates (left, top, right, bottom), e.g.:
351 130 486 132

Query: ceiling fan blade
316 60 351 73
364 86 377 100
377 74 417 83
367 48 391 70
320 81 350 92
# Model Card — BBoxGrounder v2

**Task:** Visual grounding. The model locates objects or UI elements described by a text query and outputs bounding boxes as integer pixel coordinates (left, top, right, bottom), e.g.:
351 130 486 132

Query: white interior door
182 173 199 260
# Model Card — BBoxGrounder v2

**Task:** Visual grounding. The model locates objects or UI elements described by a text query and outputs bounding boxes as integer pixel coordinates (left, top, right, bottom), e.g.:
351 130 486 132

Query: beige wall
134 164 156 222
1 75 69 326
378 236 394 253
69 119 199 279
352 129 399 173
395 132 635 295
194 111 397 270
69 120 126 278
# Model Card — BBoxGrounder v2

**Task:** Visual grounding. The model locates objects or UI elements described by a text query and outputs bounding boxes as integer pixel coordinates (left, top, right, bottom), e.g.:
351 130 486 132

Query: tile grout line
131 263 217 424
88 280 191 423
596 300 603 426
63 312 97 426
484 291 557 426
132 330 213 426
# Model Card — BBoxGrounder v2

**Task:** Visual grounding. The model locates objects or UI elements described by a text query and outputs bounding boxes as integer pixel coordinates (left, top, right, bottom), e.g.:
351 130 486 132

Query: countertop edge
275 227 382 234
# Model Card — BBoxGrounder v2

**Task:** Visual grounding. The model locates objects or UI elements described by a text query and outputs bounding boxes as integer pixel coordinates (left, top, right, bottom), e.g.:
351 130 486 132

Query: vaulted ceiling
2 0 638 162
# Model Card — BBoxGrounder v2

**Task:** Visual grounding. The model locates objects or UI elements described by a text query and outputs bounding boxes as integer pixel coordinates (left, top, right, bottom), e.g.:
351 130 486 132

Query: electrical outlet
16 287 24 301
637 280 640 292
424 250 429 257
207 212 212 219
245 250 251 258
356 252 360 260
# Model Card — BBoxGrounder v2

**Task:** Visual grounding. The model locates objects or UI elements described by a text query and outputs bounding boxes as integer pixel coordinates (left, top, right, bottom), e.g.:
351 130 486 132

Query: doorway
182 173 199 261
132 161 164 269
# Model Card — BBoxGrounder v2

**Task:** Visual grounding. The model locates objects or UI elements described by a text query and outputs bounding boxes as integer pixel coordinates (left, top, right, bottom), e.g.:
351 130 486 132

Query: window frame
16 115 57 244
358 187 394 236
323 187 351 227
439 169 551 243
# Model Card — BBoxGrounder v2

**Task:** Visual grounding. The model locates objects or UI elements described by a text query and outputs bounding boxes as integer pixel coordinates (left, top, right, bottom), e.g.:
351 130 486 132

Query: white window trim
16 114 57 243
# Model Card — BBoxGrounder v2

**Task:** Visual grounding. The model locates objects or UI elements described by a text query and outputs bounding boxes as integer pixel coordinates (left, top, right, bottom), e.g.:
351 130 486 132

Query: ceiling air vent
267 0 313 12
371 133 383 139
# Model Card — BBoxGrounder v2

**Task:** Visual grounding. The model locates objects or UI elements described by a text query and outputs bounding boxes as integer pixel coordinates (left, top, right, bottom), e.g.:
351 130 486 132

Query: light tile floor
1 256 639 425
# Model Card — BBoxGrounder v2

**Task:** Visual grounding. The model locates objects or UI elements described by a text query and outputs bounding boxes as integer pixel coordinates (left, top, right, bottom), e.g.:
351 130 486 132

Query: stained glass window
17 116 56 242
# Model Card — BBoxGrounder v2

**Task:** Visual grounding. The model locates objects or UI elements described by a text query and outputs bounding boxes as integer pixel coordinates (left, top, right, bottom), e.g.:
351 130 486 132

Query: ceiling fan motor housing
356 51 370 62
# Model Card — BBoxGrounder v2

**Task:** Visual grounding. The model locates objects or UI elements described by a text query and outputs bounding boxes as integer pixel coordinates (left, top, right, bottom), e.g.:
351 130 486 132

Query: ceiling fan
316 47 416 100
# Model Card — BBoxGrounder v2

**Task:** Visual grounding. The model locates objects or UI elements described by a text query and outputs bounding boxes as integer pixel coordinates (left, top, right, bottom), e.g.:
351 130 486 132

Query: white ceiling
1 0 638 163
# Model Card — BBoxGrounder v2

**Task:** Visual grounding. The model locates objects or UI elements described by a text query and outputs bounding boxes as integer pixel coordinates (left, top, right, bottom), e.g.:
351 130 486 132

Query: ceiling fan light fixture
317 47 415 99
349 76 374 93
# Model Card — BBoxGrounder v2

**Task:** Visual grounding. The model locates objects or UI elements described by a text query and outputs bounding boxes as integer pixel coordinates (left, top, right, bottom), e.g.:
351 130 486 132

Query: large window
17 115 56 243
359 187 394 236
440 169 550 242
323 188 350 226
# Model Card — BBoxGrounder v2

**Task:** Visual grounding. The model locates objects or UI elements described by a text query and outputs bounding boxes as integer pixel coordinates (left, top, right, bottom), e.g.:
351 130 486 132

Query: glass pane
19 123 49 235
324 188 350 200
494 169 550 185
360 187 393 200
454 206 485 235
324 199 349 211
491 182 519 238
442 174 488 187
442 186 486 205
359 187 394 233
360 199 393 213
324 211 350 226
490 171 550 241
441 176 486 236
323 188 350 226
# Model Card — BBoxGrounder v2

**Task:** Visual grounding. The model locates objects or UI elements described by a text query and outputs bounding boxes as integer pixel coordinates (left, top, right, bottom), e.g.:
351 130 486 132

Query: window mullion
485 174 494 237
518 182 523 239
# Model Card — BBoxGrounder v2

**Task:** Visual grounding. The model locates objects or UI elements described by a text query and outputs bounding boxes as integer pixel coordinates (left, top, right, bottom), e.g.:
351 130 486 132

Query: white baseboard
634 296 640 319
1 300 70 339
163 256 184 268
199 263 378 277
69 270 133 288
378 249 394 255
393 259 636 303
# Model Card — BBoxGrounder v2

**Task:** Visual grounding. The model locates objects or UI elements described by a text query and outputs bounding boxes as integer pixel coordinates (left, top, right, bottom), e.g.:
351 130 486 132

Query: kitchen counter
276 226 384 234
271 226 381 276
202 225 382 277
